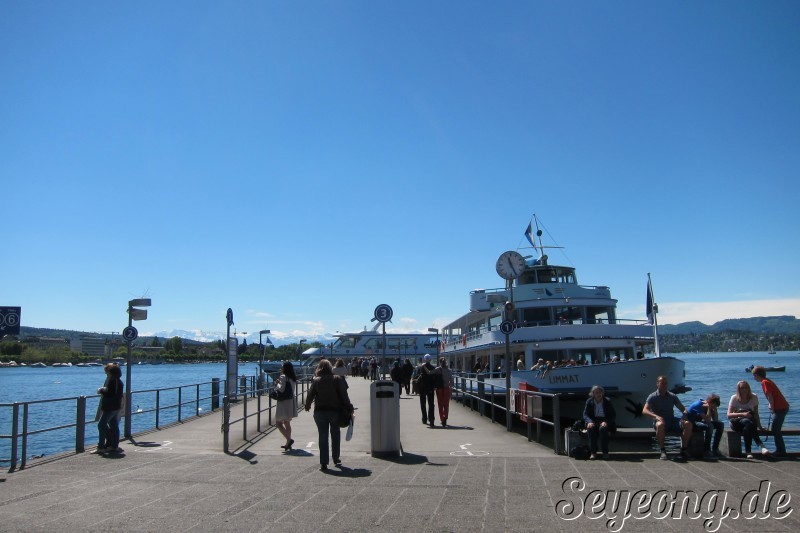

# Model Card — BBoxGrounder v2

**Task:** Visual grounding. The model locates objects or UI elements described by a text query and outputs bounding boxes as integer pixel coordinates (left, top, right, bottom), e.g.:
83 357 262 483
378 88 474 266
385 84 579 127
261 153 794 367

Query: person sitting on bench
582 385 616 460
727 380 768 459
687 393 725 458
642 376 692 460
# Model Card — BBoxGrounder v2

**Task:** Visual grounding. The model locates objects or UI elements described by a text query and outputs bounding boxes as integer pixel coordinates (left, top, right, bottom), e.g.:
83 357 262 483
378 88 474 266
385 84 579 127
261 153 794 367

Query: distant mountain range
14 315 800 346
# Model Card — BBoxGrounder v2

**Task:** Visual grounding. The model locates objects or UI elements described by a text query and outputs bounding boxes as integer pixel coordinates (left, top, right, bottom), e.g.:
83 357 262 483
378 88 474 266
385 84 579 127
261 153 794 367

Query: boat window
334 336 361 349
364 338 384 350
586 307 610 324
537 269 558 283
554 306 583 325
387 337 417 353
522 307 550 326
518 271 537 285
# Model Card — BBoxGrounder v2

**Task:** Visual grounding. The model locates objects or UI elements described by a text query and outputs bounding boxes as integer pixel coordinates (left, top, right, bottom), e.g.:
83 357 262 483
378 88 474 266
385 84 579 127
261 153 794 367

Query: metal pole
124 306 133 439
505 280 514 431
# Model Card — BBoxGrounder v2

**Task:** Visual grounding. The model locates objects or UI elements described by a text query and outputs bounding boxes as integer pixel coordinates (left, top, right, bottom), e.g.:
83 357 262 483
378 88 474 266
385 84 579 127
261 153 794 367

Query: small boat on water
745 364 785 372
440 215 689 429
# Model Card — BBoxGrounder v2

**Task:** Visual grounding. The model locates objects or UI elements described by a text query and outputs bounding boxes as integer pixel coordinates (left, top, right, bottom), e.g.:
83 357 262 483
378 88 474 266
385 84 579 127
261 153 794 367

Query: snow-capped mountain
149 329 334 347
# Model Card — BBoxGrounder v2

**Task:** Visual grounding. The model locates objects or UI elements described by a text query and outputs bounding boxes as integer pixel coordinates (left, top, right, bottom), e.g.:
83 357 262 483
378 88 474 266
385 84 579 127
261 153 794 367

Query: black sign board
0 306 21 336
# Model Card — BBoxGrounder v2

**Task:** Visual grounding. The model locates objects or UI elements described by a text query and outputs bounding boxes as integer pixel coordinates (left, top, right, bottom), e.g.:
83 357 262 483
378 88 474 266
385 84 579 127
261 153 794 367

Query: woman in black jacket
582 385 616 460
97 363 124 453
305 359 353 471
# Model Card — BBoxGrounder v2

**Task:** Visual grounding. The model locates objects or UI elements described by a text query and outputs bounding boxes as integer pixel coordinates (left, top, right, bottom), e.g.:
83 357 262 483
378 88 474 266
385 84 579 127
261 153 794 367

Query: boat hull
480 357 686 428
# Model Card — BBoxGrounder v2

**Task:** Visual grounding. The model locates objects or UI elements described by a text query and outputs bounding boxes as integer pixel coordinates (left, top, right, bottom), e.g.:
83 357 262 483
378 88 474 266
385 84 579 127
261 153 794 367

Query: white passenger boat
441 215 688 428
299 322 440 369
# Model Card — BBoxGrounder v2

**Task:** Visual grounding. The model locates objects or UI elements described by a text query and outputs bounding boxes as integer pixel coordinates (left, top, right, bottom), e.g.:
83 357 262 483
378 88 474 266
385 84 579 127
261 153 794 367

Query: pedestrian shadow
284 449 314 457
324 465 372 477
434 425 474 430
129 439 164 448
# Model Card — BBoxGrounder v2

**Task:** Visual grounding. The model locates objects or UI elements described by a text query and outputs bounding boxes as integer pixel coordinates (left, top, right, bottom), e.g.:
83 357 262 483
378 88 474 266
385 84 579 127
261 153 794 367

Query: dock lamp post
428 328 439 356
258 329 270 391
124 298 151 439
298 339 306 361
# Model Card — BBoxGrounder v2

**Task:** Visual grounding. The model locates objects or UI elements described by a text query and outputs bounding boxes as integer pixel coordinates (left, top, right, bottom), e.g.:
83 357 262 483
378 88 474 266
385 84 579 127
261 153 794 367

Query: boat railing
452 372 564 454
1 378 225 472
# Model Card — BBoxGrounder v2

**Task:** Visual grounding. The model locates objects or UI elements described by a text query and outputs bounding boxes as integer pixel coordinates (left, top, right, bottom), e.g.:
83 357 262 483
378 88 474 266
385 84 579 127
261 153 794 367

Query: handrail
1 378 224 472
221 373 310 453
452 372 563 454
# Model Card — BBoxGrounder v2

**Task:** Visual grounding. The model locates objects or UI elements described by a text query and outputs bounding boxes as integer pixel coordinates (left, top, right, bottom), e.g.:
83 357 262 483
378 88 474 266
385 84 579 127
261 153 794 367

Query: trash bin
370 380 400 457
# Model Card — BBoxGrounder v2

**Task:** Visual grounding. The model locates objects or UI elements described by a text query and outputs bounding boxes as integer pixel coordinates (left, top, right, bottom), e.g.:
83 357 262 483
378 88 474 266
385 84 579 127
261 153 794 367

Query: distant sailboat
768 343 776 355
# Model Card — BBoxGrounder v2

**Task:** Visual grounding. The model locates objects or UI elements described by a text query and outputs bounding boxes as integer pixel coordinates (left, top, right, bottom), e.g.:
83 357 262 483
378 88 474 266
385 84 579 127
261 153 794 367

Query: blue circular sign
500 320 515 335
122 326 139 342
374 304 393 323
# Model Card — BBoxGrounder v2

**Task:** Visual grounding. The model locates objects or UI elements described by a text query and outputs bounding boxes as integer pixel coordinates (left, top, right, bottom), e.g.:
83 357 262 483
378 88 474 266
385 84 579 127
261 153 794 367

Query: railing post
553 394 562 454
10 403 19 472
155 390 160 429
196 384 200 416
22 403 28 469
242 384 248 440
212 378 220 411
178 387 183 422
222 395 230 453
478 374 485 417
76 396 86 453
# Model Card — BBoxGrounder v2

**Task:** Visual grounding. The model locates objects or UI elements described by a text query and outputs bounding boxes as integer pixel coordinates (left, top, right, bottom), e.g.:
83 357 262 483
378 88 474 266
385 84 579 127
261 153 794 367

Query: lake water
2 353 798 464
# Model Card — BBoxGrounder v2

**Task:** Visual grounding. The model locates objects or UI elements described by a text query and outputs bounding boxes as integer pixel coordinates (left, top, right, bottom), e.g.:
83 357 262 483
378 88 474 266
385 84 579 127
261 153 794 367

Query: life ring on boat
462 334 467 347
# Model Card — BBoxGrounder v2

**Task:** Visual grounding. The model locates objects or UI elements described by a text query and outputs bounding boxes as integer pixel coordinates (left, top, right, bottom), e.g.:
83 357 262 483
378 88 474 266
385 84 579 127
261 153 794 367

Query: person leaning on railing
95 363 124 454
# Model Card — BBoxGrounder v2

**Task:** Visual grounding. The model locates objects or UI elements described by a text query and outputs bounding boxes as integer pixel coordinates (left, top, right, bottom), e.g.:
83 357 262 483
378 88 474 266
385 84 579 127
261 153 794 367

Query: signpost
125 298 151 439
374 304 393 378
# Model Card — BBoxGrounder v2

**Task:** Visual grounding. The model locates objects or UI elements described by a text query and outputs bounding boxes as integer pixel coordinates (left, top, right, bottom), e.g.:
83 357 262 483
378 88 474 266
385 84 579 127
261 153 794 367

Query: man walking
414 354 437 427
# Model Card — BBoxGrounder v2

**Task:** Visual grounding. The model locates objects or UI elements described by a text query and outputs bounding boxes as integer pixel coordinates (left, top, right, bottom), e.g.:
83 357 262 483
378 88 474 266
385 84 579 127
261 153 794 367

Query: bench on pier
563 427 706 457
720 426 800 458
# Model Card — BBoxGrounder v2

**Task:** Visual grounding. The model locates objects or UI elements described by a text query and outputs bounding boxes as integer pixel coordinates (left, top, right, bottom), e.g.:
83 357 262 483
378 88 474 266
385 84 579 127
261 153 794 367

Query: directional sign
226 308 234 327
374 304 393 323
122 326 139 342
0 306 21 336
499 320 515 335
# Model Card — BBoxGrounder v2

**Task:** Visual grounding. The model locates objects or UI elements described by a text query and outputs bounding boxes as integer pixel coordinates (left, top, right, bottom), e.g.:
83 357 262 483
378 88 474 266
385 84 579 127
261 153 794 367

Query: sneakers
746 453 754 459
589 453 598 460
660 450 668 460
761 447 771 456
333 458 342 466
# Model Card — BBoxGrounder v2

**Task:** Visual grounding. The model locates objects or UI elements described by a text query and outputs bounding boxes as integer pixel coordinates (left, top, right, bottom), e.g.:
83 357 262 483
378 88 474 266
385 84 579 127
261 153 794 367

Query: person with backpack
433 357 453 427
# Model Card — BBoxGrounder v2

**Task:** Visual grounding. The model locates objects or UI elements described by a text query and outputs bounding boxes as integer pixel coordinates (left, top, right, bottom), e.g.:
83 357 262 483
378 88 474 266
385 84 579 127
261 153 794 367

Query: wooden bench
563 427 705 457
720 426 800 458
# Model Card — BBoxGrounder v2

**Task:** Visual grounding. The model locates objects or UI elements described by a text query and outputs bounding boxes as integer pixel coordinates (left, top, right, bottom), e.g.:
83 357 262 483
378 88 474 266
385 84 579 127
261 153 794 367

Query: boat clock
495 250 526 280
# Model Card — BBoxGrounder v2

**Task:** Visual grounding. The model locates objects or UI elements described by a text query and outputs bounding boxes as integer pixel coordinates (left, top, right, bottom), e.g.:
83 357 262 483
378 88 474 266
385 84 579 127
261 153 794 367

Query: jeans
419 389 435 424
98 409 121 449
771 408 788 455
313 410 341 466
587 422 610 454
731 417 763 453
695 420 724 451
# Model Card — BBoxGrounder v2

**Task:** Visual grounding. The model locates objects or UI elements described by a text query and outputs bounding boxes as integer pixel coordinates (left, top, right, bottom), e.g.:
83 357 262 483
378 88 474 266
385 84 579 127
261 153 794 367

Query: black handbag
337 406 353 428
270 381 292 401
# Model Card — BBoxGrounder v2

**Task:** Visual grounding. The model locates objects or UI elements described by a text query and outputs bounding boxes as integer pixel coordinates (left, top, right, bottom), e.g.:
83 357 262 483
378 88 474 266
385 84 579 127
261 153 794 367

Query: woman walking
274 361 297 451
433 357 453 427
96 363 124 453
305 359 353 471
727 380 768 459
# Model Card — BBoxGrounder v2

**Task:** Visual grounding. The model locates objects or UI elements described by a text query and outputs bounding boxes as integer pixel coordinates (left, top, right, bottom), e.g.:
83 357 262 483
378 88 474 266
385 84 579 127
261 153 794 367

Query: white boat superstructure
441 215 688 428
299 322 439 368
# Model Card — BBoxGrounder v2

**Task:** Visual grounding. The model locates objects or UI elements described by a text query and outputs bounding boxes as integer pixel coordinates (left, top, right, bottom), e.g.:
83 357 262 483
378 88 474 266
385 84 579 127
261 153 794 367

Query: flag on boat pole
524 222 535 247
647 274 661 357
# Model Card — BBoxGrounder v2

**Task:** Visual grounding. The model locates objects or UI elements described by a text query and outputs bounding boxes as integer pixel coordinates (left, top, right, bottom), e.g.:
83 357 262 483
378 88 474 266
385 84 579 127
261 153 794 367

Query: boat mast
647 273 661 357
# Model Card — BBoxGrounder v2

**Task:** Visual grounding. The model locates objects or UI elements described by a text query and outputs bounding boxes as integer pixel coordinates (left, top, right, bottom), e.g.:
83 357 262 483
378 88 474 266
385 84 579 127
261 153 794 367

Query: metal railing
1 378 224 472
221 374 310 453
453 372 563 454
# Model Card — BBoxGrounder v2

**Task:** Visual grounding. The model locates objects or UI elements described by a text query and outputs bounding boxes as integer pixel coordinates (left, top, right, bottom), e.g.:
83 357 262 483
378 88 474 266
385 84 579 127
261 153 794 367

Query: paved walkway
1 378 799 532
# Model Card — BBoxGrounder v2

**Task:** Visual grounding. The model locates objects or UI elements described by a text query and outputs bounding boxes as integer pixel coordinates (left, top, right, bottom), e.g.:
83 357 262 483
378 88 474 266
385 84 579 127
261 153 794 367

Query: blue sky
2 1 799 343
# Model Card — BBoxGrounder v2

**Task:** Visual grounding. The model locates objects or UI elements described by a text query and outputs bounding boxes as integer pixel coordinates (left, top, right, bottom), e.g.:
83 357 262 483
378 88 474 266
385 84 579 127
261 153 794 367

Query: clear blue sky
3 1 799 343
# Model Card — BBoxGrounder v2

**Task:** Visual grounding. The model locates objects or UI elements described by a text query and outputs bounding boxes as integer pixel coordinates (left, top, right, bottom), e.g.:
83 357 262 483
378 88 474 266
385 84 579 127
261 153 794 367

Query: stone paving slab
2 378 800 532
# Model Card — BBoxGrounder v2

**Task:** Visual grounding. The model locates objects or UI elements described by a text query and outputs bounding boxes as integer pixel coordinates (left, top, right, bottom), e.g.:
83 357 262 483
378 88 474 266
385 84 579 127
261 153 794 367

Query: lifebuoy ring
462 334 467 347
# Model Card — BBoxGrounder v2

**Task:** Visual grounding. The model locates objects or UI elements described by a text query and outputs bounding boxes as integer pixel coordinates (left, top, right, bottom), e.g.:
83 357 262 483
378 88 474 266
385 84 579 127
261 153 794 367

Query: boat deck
2 378 799 532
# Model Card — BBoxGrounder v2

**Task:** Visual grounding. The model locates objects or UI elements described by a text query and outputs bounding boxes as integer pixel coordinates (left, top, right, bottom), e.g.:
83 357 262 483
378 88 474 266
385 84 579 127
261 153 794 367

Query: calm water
2 353 798 463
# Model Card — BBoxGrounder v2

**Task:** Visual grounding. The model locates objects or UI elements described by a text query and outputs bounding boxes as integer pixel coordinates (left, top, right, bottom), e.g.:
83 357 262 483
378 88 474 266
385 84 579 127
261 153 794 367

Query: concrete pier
1 377 799 532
